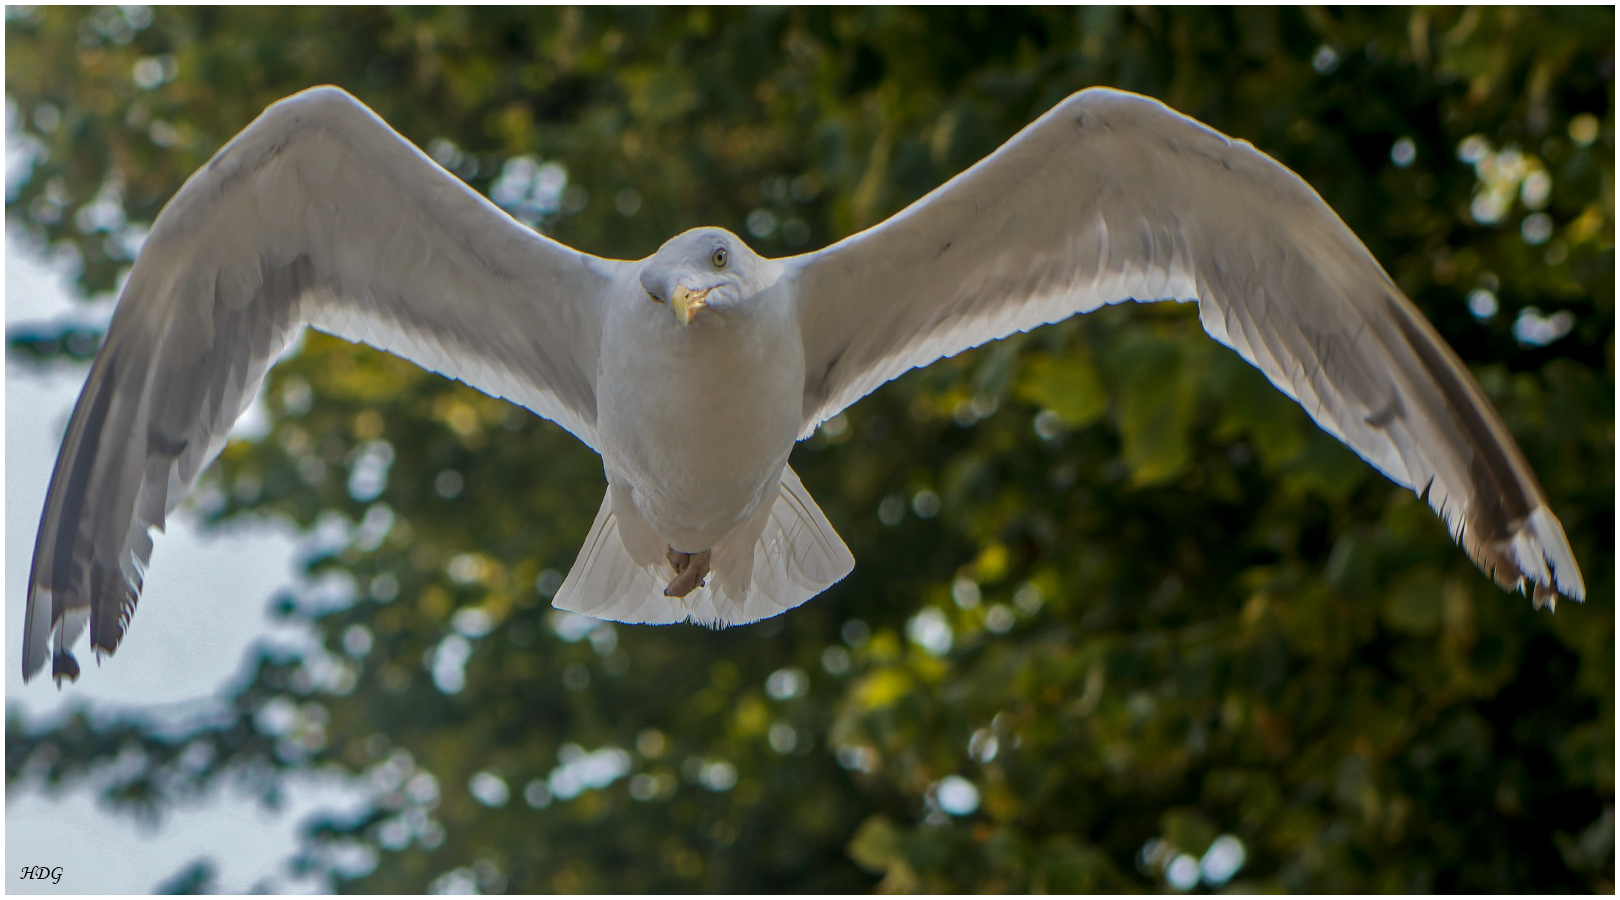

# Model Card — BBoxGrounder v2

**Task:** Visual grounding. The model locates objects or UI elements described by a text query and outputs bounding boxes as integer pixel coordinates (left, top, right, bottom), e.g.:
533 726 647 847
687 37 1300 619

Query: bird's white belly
598 318 804 552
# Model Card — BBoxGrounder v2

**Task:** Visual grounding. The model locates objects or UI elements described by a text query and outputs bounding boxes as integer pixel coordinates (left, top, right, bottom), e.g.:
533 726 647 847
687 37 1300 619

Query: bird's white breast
596 281 805 552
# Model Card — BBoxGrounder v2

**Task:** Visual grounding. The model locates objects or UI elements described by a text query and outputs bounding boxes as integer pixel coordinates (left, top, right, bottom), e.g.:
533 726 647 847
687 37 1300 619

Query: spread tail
552 466 853 627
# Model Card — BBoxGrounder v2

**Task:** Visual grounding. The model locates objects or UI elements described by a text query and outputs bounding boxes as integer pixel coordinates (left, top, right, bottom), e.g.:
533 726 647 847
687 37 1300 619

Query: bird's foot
664 547 712 598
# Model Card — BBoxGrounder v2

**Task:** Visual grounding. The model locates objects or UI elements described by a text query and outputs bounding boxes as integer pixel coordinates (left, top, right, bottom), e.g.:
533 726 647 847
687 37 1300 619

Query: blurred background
4 6 1612 893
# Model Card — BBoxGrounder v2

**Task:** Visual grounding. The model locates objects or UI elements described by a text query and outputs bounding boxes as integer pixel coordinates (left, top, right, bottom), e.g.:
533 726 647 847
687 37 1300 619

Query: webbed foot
664 546 712 598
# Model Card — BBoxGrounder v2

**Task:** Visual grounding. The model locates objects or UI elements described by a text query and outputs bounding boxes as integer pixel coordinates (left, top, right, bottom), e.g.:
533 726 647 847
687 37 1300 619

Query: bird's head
640 228 770 326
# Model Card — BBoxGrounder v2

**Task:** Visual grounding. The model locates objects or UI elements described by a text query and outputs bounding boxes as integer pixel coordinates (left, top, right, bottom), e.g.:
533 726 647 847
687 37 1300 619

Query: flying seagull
24 86 1586 683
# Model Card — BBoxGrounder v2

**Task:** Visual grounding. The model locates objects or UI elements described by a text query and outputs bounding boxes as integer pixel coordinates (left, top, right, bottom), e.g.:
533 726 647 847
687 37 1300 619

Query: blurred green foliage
5 6 1613 893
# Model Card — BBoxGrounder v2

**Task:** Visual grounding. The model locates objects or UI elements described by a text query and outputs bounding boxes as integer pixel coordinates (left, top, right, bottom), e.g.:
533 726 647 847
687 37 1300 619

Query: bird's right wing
789 88 1583 609
25 86 621 682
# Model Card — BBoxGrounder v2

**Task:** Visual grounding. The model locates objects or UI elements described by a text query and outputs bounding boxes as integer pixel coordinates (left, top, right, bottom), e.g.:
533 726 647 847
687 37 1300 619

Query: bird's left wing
789 87 1583 608
25 86 620 682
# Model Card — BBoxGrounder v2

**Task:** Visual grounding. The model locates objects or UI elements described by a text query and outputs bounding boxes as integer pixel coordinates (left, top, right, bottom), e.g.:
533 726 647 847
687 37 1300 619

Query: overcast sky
5 228 363 893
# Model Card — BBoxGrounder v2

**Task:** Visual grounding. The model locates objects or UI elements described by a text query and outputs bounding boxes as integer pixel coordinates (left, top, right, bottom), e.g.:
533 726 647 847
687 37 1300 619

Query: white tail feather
552 491 682 625
553 466 854 627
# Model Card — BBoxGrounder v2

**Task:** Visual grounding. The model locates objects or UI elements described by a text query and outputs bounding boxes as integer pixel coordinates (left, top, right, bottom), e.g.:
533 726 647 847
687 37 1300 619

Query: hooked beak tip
672 285 710 325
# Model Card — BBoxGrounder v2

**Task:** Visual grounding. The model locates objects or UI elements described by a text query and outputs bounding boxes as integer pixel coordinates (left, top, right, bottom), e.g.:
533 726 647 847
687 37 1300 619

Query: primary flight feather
24 85 1585 683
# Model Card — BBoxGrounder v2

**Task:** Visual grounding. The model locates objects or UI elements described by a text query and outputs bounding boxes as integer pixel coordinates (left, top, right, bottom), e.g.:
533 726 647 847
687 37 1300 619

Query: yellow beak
672 285 710 325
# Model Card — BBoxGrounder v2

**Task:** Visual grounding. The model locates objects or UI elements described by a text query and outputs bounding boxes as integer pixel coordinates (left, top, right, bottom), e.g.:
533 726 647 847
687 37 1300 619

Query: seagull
23 85 1586 684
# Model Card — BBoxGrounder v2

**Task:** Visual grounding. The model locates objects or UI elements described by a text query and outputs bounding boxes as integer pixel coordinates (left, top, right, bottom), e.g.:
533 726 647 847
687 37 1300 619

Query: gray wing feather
24 86 619 681
790 87 1584 608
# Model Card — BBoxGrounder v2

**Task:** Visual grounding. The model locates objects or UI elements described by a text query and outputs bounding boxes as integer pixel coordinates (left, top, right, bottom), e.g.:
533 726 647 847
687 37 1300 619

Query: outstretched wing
25 86 621 681
789 87 1584 608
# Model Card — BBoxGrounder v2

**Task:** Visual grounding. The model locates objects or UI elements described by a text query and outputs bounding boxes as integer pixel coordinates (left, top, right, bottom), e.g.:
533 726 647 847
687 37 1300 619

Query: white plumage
23 85 1584 683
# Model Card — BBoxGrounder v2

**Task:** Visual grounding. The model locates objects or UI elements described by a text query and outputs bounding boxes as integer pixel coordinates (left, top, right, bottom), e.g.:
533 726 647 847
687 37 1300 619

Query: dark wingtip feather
1532 583 1558 613
88 558 139 656
51 650 81 684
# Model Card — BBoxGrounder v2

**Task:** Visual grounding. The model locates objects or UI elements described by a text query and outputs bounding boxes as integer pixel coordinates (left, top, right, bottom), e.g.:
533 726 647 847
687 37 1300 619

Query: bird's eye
711 247 728 268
